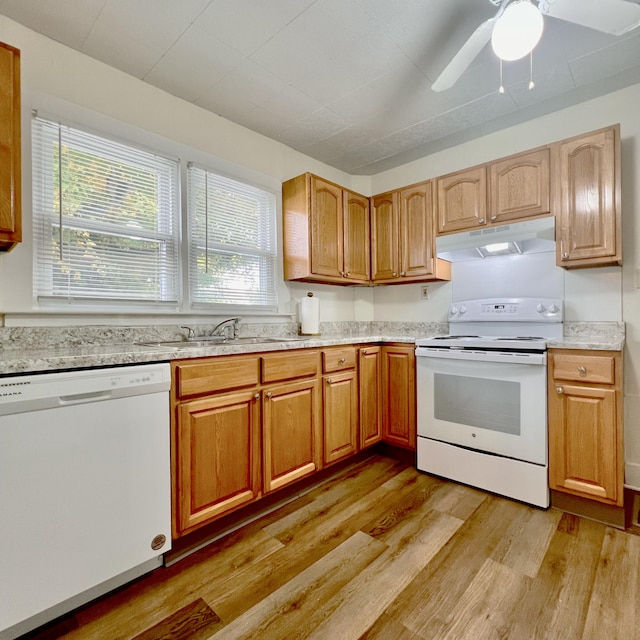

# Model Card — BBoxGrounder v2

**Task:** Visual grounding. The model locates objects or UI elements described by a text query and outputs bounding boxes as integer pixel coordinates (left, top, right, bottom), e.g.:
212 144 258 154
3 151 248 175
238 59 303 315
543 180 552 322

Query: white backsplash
451 251 563 302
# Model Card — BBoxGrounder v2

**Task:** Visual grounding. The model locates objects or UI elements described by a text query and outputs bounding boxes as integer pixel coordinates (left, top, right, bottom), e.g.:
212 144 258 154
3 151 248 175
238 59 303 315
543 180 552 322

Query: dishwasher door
0 364 172 639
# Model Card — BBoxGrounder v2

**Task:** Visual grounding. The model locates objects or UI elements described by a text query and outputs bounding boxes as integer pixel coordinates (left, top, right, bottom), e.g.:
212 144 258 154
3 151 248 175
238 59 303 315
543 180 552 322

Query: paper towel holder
298 291 321 336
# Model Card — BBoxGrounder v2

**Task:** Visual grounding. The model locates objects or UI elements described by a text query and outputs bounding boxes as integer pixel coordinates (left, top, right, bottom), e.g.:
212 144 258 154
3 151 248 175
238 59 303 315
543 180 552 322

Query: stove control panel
448 298 563 322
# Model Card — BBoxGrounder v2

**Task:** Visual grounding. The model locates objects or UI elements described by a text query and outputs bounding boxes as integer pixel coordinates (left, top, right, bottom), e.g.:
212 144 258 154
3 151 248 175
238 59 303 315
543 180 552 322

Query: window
32 115 180 306
187 165 277 309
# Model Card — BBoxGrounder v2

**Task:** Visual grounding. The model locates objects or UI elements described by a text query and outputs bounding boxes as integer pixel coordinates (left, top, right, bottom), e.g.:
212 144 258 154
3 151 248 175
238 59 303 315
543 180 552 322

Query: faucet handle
181 325 195 340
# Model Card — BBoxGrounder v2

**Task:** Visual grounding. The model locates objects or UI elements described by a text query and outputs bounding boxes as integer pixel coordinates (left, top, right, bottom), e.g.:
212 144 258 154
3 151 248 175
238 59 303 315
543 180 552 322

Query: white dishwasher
0 363 172 640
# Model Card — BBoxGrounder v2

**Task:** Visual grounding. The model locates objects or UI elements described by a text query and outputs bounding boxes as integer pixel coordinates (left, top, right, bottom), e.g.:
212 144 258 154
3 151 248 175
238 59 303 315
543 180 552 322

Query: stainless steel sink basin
138 336 306 349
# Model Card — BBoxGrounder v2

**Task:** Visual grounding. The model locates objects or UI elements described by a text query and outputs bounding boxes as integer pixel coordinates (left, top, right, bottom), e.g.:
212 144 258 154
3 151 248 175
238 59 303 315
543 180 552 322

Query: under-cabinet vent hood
436 217 556 263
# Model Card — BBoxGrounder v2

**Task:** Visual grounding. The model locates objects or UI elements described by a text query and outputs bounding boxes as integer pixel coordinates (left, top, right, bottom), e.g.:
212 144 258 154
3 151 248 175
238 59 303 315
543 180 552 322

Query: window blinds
32 115 180 305
187 165 277 308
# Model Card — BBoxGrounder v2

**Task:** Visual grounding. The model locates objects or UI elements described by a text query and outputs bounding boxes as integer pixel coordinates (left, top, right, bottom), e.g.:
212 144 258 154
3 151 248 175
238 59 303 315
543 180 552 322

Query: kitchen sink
138 336 306 348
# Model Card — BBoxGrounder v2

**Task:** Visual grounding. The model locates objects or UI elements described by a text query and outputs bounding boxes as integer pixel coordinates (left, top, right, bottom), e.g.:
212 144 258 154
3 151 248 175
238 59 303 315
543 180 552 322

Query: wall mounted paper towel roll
299 292 320 335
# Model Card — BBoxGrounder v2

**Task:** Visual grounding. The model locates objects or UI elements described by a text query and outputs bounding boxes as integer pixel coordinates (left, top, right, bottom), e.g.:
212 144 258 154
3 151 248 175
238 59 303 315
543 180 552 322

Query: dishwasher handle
59 390 114 405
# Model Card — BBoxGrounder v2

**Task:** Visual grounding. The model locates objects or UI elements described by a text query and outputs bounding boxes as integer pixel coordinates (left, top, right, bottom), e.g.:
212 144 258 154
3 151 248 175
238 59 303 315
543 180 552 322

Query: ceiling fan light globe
491 0 544 62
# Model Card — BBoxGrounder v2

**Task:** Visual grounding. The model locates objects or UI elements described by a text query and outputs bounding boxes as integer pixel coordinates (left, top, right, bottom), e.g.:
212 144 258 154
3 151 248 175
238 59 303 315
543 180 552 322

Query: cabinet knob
341 271 345 277
340 357 345 364
556 386 564 394
327 378 333 384
266 391 272 398
490 215 497 221
392 272 398 277
400 271 406 277
254 393 260 400
362 350 367 355
478 219 485 224
562 252 570 260
578 366 587 374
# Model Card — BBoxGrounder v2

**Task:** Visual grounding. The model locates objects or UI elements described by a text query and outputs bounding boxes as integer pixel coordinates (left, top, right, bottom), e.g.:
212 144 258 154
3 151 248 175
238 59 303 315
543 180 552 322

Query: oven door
416 348 547 465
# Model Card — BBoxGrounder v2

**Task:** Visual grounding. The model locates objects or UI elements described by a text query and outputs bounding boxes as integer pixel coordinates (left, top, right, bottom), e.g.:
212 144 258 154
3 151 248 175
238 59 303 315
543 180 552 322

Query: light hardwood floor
22 453 640 640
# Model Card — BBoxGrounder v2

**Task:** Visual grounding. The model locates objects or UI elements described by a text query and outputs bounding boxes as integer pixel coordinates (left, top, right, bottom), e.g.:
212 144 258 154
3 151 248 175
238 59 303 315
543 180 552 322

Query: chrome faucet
210 317 241 339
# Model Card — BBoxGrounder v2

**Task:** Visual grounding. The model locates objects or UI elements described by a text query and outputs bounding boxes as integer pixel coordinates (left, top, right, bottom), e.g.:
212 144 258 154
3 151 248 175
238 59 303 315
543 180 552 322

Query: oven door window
434 373 520 436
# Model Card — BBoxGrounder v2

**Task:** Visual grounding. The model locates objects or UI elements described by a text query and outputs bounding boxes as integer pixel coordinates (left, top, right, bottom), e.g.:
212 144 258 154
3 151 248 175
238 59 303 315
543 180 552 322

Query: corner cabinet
381 344 416 451
548 349 624 506
283 173 370 284
371 181 450 284
554 126 621 268
359 345 383 448
0 41 21 250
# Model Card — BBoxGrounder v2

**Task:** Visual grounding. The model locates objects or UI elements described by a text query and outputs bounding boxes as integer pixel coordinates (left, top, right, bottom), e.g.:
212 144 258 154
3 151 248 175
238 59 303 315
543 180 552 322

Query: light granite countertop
0 321 625 376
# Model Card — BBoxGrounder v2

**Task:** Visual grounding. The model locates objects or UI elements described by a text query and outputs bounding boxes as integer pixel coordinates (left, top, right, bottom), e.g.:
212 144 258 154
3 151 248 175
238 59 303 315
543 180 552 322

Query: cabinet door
359 346 382 448
263 378 321 493
343 190 370 282
0 42 21 250
436 167 487 234
176 390 261 535
382 345 416 450
549 382 620 505
489 148 550 224
371 191 400 281
556 126 620 267
310 175 344 279
323 371 358 465
399 182 433 279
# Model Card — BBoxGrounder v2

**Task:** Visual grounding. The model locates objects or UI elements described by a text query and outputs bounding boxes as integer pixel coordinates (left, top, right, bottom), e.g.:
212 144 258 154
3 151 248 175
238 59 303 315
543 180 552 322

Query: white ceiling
2 0 640 175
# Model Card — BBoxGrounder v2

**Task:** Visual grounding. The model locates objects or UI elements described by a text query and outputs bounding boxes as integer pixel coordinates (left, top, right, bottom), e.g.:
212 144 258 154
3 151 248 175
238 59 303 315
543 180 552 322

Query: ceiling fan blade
538 0 640 35
431 19 495 92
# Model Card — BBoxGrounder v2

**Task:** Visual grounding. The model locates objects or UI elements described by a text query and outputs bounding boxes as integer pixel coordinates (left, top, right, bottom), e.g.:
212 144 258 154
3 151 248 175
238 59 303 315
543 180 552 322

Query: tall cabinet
0 41 21 250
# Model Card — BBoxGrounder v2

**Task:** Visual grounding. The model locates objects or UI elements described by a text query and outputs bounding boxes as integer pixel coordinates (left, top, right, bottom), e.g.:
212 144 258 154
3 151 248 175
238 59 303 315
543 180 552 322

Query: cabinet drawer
552 354 615 384
322 347 356 373
261 350 319 383
175 356 259 398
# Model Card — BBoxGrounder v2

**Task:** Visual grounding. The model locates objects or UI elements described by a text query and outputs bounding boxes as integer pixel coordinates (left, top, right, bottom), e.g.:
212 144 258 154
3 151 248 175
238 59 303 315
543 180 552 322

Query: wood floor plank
206 531 387 640
208 463 442 622
581 528 640 640
304 508 463 640
426 480 487 521
490 505 563 578
429 558 526 640
505 513 606 640
67 529 283 640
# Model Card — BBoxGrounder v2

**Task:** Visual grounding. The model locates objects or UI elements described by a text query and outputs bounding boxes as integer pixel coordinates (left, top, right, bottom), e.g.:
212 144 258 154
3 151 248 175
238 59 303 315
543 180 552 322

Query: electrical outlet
420 285 430 300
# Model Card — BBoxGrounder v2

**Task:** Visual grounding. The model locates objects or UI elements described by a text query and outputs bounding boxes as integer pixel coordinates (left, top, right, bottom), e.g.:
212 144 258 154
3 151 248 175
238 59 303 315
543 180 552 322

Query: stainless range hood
436 217 556 262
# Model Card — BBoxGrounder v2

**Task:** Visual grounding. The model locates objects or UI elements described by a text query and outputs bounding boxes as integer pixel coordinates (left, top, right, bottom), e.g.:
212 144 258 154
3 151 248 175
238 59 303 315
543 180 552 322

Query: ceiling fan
431 0 640 91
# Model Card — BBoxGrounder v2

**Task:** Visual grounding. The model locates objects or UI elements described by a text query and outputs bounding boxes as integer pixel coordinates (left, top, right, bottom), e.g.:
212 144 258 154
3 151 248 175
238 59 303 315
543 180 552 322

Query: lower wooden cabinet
381 345 416 451
359 345 382 448
263 377 322 493
171 342 417 536
548 349 623 506
176 389 261 534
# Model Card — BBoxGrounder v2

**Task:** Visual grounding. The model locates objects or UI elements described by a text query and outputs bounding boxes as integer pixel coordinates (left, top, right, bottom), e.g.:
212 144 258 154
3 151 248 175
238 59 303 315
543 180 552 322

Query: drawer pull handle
556 386 564 394
578 366 587 374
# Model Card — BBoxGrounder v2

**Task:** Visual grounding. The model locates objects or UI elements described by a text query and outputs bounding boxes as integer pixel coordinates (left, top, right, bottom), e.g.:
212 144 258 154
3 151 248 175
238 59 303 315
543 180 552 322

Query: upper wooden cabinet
283 173 370 284
489 147 550 224
437 148 551 235
436 167 487 234
0 41 21 251
554 126 621 268
371 181 450 284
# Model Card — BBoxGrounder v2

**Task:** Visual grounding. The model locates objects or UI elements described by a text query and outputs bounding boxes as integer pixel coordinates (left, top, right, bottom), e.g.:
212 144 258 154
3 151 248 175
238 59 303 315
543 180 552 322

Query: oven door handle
415 347 546 366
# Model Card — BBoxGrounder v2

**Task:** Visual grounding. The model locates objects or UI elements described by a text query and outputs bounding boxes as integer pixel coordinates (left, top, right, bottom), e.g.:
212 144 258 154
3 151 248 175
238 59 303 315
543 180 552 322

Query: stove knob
536 303 546 313
450 306 459 316
548 303 559 314
459 305 467 315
